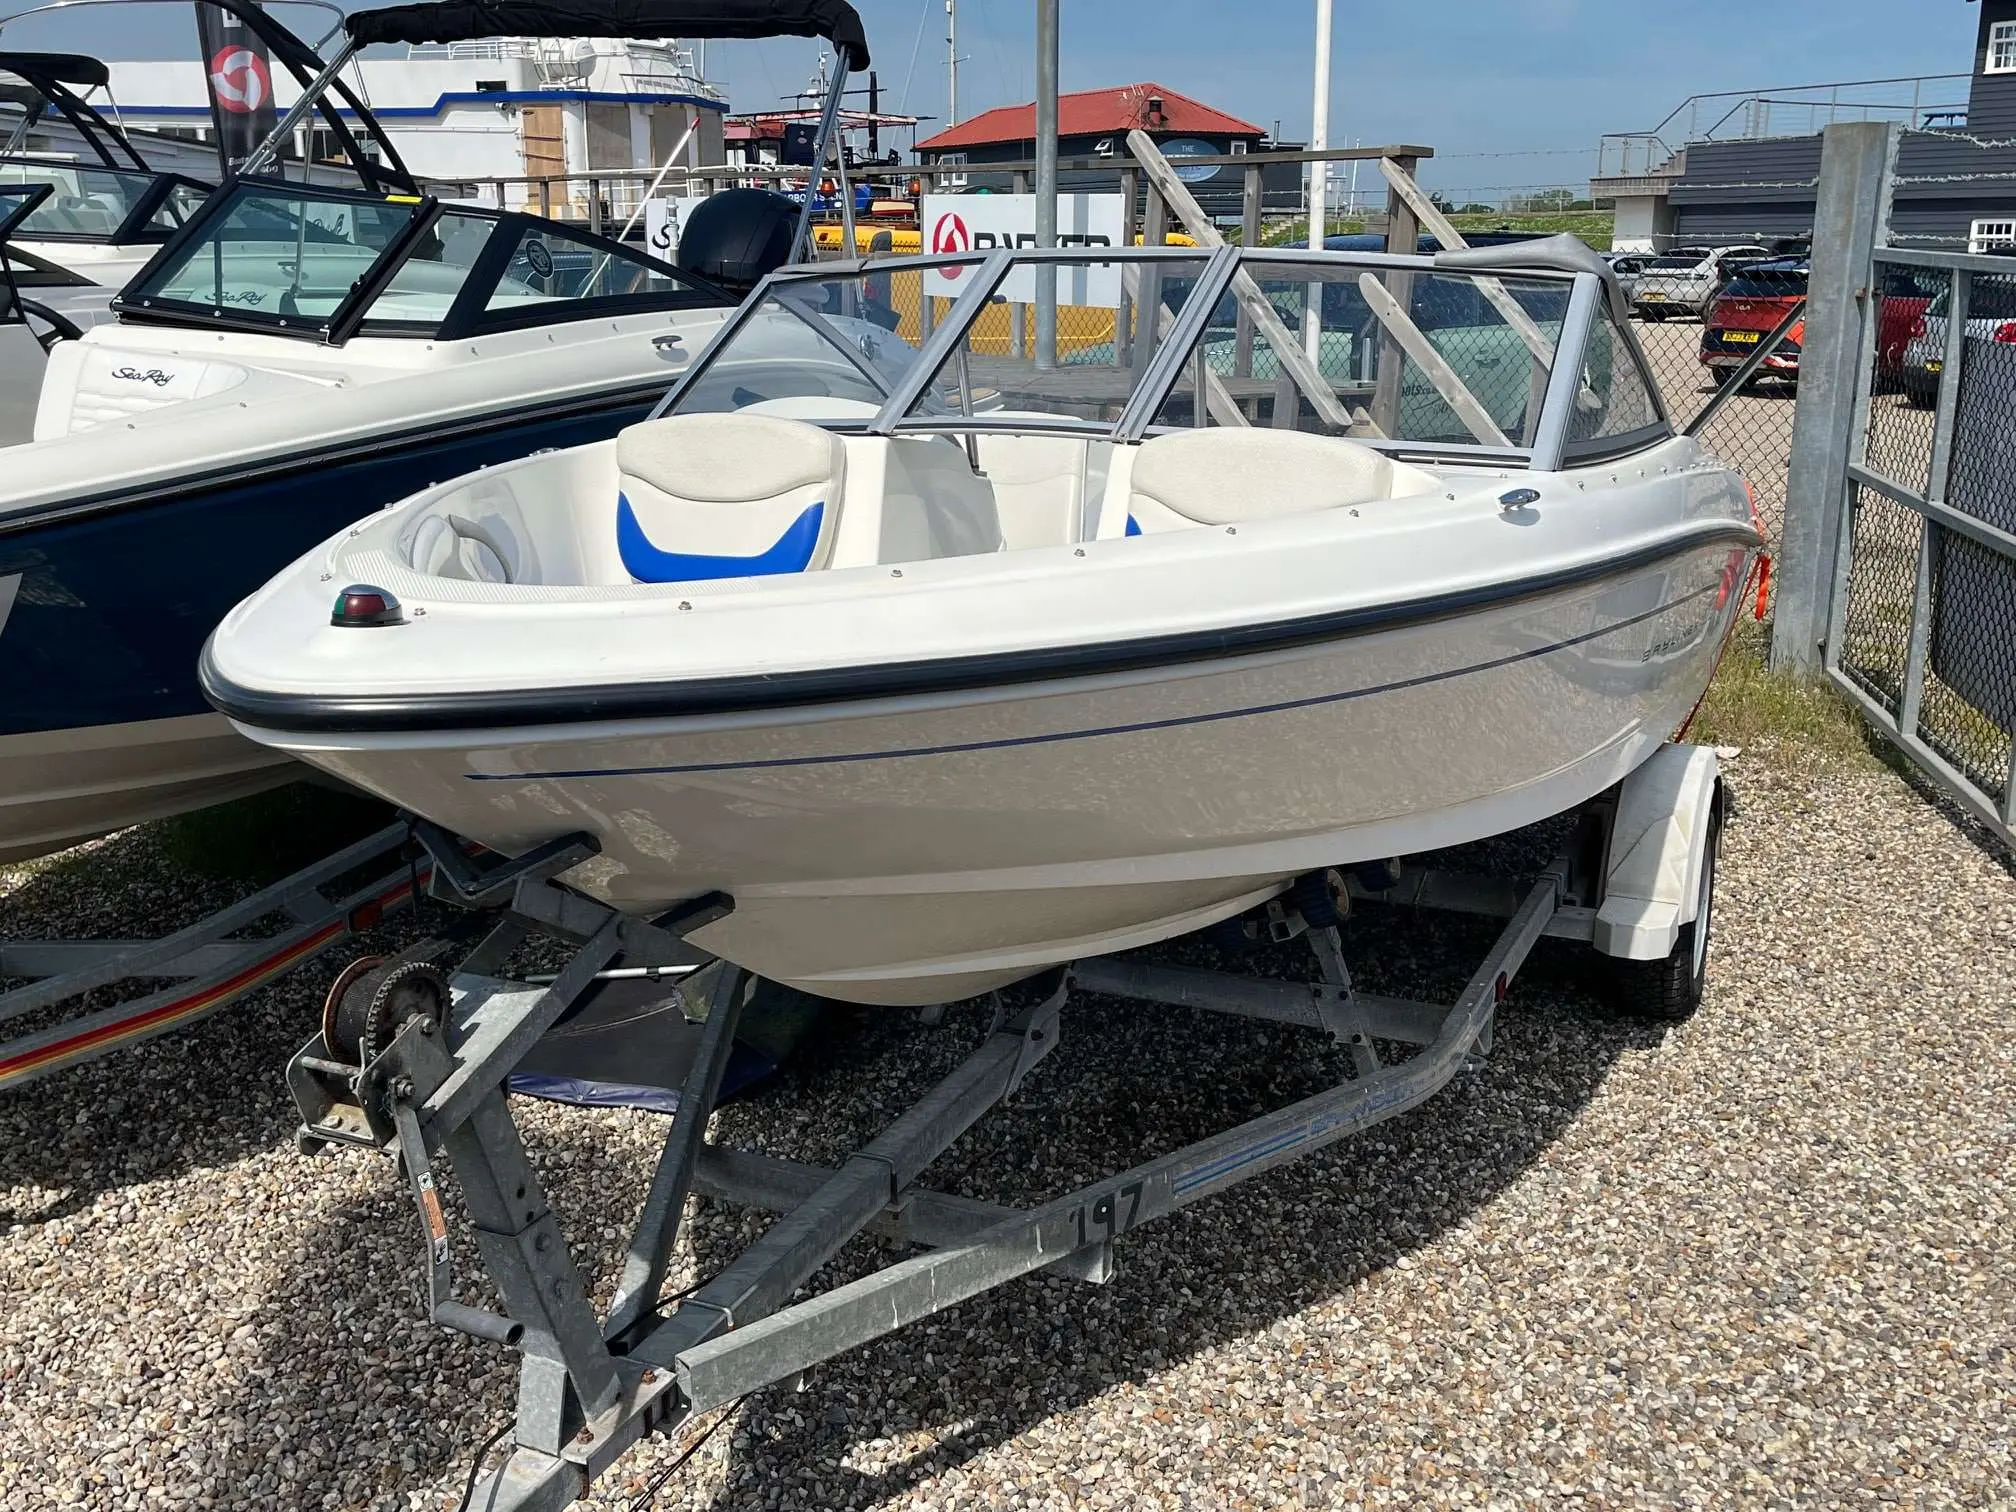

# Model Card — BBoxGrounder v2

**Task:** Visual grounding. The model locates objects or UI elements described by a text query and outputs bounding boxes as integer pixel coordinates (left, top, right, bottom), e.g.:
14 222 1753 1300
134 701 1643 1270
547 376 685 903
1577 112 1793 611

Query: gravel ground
3 754 2013 1512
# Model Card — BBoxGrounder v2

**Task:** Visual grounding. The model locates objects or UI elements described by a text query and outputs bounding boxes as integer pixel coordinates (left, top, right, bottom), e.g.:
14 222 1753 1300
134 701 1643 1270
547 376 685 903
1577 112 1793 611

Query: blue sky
3 0 1984 198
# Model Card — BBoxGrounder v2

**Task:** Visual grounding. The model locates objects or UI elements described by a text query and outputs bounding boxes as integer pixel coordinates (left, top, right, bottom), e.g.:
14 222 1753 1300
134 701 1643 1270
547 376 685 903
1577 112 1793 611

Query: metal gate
1827 246 2016 848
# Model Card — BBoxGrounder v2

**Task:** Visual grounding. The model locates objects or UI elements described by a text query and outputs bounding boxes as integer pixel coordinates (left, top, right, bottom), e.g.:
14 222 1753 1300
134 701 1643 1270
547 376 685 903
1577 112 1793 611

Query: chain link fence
1622 255 1807 604
1831 251 2016 838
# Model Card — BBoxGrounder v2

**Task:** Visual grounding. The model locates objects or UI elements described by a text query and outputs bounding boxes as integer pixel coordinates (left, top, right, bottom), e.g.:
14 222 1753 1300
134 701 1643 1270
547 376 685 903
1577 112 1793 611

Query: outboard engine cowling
678 189 801 296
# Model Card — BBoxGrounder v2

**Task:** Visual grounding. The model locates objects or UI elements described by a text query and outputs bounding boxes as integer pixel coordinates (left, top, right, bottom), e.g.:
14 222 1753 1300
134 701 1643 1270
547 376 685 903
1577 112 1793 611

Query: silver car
1900 273 2016 407
1633 243 1768 321
1606 252 1647 304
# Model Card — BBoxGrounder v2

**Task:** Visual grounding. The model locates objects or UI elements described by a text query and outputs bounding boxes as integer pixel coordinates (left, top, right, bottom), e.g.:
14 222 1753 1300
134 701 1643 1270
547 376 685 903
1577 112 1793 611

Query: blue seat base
617 495 825 583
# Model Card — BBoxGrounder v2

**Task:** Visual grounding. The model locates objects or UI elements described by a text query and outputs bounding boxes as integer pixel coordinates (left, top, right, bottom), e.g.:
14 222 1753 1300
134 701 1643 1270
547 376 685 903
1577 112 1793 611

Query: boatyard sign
193 0 277 174
920 194 1126 306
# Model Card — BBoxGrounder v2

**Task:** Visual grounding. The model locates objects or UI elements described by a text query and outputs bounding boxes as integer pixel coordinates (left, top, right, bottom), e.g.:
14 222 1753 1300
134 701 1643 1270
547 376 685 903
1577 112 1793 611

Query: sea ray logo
0 574 18 642
110 366 174 385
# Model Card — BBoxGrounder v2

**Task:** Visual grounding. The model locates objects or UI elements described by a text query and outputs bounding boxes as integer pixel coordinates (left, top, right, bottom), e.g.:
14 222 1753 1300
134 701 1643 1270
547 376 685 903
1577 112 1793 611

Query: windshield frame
0 178 52 243
657 244 1622 468
112 174 731 344
0 158 207 245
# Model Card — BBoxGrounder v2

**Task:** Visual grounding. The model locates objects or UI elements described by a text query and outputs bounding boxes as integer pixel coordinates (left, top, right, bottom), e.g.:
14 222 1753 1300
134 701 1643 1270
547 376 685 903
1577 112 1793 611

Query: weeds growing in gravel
1691 621 1887 771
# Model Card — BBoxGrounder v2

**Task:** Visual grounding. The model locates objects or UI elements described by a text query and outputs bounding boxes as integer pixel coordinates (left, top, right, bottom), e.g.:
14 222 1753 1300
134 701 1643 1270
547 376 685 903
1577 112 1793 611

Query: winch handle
390 1099 524 1348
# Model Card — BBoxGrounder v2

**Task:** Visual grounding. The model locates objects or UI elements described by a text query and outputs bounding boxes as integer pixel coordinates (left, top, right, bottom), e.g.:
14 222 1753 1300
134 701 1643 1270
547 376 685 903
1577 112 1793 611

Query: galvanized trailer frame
0 822 421 1091
282 808 1668 1510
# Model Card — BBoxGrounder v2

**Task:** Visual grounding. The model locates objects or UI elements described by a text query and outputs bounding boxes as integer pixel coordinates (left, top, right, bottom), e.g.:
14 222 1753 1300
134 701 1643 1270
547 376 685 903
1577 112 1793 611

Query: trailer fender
1592 743 1722 962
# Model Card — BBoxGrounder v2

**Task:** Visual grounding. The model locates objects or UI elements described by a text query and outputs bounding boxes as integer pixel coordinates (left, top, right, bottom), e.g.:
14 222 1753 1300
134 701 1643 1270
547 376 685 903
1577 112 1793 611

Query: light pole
1304 0 1333 363
1035 0 1059 367
1306 0 1332 242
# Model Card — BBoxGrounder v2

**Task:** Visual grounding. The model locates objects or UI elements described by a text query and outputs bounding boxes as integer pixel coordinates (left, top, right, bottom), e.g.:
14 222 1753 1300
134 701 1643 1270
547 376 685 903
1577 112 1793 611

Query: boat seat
974 432 1086 550
60 347 253 434
614 413 845 583
1128 428 1399 530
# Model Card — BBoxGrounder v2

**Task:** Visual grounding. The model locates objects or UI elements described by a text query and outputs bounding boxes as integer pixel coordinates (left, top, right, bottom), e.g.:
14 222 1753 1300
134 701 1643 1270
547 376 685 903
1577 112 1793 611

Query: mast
1306 0 1332 240
945 0 958 126
1034 0 1058 367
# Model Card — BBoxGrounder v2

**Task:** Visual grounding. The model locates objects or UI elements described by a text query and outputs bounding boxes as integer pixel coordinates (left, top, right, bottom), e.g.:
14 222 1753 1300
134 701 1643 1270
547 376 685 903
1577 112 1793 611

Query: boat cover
0 51 112 90
506 974 833 1115
345 0 870 67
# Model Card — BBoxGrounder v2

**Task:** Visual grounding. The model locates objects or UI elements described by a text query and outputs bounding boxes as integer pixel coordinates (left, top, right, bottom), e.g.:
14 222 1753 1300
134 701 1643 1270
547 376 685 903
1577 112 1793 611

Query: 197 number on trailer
1071 1180 1146 1248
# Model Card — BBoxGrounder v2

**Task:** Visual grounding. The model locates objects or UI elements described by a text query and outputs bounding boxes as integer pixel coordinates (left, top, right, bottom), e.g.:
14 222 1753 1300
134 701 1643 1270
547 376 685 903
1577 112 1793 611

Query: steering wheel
18 298 83 354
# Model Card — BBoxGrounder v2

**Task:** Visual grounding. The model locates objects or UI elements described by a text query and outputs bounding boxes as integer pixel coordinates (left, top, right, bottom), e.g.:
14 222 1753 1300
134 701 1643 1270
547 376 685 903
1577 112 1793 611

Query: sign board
1159 139 1222 184
919 194 1127 306
642 195 714 263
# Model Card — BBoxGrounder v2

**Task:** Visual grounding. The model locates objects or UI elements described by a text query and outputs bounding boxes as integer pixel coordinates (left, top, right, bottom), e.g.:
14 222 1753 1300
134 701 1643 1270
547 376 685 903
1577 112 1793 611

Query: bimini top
0 51 111 91
345 0 871 67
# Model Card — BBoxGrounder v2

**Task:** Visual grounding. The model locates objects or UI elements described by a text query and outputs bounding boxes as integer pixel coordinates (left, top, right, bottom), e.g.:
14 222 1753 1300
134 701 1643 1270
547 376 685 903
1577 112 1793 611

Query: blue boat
0 1 800 862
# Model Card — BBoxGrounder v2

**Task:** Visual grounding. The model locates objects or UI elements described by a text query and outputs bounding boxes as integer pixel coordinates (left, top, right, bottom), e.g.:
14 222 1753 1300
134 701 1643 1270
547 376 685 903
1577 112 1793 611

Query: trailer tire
1606 790 1722 1021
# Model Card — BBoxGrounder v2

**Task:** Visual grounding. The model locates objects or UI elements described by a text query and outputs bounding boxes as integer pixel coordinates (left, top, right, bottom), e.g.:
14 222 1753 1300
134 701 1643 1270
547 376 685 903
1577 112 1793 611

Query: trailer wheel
1606 790 1722 1021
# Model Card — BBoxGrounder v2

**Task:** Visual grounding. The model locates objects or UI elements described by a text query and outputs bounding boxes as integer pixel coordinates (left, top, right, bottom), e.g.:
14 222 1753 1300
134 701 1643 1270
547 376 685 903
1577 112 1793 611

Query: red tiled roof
916 82 1264 154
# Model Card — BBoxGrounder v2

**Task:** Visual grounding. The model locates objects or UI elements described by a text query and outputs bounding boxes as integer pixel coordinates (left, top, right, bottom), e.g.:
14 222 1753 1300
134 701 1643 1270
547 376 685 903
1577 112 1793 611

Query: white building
102 38 727 212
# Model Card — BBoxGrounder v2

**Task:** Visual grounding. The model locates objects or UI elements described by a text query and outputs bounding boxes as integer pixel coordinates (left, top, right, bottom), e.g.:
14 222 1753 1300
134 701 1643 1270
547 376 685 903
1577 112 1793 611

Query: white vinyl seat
51 196 119 236
975 432 1086 551
614 413 845 583
1127 428 1401 533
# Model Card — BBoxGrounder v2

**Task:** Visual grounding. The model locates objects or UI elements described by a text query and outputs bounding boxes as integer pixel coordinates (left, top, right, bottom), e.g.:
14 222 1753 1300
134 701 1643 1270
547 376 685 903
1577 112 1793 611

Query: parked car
1635 243 1769 321
1900 273 2016 406
1874 266 1940 392
1715 238 1809 284
1607 253 1646 303
1700 258 1807 385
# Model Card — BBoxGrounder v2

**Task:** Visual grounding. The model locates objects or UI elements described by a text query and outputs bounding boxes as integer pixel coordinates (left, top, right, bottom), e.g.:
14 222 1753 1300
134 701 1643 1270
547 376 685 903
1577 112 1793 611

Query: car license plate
1642 292 1667 301
1926 359 1944 373
1724 330 1760 344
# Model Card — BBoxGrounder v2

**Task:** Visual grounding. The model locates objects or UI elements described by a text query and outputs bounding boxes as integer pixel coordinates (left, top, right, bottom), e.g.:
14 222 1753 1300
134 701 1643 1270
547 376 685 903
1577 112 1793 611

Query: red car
1700 260 1806 386
1875 266 1938 391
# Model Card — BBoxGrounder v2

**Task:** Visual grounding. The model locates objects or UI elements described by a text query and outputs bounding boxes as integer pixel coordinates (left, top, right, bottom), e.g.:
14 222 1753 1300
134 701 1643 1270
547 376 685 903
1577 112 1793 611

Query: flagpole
1302 0 1332 364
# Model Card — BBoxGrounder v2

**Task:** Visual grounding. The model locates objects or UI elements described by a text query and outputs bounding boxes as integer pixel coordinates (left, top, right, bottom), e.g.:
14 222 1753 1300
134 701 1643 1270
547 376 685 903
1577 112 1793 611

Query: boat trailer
282 745 1725 1510
0 822 422 1091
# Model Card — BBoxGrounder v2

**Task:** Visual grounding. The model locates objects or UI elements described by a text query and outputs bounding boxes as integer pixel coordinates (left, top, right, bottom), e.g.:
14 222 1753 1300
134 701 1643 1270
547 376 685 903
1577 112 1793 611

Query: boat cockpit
328 241 1682 597
113 177 731 342
0 50 210 255
9 178 735 444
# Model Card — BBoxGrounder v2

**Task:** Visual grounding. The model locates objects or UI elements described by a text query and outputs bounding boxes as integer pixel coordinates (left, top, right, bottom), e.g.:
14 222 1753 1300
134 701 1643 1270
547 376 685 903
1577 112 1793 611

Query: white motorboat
205 235 1763 1005
0 0 883 865
0 44 216 333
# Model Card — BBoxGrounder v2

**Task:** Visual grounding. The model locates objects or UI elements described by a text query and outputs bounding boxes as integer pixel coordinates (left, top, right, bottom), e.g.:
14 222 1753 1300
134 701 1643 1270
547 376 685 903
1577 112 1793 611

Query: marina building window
1970 218 2016 253
1990 20 2016 74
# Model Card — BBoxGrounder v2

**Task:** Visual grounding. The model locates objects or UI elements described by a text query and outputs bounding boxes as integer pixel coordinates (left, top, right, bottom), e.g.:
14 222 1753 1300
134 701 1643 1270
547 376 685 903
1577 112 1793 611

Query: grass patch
1255 216 1368 247
156 781 397 885
1689 621 1884 770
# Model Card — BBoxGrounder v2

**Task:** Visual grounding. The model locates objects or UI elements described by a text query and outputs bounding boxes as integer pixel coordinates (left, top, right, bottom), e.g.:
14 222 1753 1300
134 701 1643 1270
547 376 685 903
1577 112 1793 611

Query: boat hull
0 388 661 863
0 712 292 866
236 539 1748 1004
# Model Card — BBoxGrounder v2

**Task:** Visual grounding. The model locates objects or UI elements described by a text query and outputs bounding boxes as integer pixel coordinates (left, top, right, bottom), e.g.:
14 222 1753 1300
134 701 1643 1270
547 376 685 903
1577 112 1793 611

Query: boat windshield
117 177 729 341
665 247 1661 463
0 159 204 244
